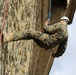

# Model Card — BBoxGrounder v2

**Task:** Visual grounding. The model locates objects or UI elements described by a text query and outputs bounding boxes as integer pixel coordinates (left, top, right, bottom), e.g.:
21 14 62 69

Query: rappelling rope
0 0 8 75
43 0 52 21
0 0 8 43
35 0 52 26
47 0 52 20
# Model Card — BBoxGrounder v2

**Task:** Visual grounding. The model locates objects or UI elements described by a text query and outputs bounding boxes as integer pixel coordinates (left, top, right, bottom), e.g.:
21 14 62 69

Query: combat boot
3 31 14 43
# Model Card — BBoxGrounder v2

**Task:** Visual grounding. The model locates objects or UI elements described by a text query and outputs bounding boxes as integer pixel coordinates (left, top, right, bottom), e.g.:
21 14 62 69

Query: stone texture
0 0 76 75
0 0 37 75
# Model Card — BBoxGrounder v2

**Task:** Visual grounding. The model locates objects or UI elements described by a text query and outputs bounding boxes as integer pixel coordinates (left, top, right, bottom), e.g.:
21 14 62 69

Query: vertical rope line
1 0 8 75
41 0 44 30
48 0 52 20
0 0 8 43
2 0 8 30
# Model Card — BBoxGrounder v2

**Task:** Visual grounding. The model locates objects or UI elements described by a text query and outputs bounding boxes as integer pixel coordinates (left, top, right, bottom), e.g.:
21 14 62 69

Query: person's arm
54 38 68 57
44 21 60 34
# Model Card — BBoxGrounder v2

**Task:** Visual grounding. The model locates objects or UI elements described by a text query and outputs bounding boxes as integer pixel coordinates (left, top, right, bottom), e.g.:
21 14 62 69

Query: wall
0 0 75 75
0 0 37 75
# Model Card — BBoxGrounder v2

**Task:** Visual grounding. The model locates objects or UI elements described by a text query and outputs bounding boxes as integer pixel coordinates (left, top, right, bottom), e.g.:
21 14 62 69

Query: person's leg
3 29 51 46
4 29 62 50
3 29 43 43
28 30 51 47
3 29 32 43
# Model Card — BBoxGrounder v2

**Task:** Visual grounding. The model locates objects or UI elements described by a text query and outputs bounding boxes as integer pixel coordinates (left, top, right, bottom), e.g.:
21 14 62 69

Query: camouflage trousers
8 29 60 49
4 29 61 48
12 29 51 45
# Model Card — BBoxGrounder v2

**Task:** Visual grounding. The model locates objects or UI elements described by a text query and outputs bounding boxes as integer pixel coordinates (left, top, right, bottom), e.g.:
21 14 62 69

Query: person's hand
45 20 50 25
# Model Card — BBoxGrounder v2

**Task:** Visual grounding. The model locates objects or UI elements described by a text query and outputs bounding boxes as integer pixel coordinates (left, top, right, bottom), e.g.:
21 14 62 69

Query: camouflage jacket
44 22 68 57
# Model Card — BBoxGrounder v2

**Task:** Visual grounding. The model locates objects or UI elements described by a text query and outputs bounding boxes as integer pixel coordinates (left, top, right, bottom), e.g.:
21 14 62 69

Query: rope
42 0 52 26
48 0 52 20
41 0 52 25
35 0 52 25
44 0 52 21
0 0 8 75
0 0 8 43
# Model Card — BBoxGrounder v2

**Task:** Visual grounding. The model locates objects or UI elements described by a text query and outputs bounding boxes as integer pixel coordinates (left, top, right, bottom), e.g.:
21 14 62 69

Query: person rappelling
2 16 69 58
0 0 69 58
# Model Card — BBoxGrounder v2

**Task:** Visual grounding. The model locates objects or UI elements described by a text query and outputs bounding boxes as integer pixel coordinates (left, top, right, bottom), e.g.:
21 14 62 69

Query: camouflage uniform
4 22 68 57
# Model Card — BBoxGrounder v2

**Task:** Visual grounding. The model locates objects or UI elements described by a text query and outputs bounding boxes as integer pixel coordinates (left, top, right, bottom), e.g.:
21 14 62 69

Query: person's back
43 22 68 48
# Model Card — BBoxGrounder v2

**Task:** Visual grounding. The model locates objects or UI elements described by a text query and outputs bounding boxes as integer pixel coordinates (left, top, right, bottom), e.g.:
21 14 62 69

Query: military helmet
60 16 69 22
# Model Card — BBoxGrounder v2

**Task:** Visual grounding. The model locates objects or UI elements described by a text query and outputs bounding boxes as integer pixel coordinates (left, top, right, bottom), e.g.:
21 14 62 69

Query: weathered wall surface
0 0 37 75
0 0 75 75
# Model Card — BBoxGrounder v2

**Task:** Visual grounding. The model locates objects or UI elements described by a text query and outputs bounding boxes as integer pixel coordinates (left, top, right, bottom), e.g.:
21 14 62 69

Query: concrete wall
0 0 37 75
0 0 75 75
